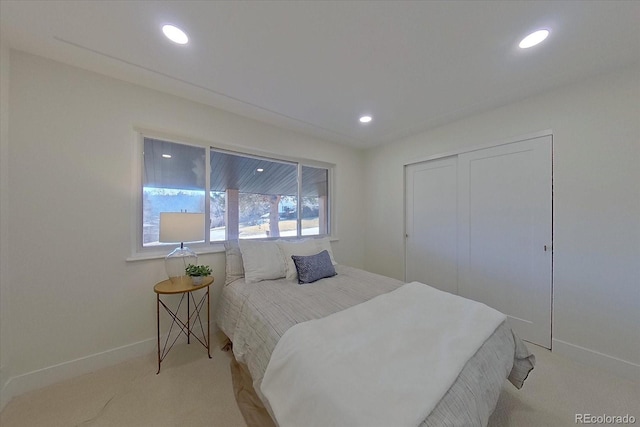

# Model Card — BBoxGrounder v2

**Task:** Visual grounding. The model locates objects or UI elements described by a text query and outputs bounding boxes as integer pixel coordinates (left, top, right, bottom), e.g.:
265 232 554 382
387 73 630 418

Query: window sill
126 245 225 262
126 236 339 262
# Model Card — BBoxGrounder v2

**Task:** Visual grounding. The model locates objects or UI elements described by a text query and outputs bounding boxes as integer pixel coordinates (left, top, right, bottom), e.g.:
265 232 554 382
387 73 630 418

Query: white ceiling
1 0 639 149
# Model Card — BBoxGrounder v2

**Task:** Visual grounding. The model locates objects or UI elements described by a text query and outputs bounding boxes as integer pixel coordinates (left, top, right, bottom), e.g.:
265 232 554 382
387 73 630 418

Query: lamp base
165 245 198 284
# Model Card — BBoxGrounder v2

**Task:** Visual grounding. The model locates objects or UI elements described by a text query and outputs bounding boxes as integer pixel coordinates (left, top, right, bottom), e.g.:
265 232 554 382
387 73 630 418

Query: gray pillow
291 250 337 284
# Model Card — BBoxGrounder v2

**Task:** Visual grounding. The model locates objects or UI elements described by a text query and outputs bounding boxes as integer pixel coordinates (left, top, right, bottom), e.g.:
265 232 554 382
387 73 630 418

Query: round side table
154 276 214 374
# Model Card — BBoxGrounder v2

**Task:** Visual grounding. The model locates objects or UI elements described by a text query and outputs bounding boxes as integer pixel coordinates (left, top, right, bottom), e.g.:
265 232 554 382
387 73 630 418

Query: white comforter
260 281 507 427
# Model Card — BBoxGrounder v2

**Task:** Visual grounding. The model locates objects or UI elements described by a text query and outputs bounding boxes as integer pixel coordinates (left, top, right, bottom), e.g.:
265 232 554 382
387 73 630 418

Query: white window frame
128 131 334 260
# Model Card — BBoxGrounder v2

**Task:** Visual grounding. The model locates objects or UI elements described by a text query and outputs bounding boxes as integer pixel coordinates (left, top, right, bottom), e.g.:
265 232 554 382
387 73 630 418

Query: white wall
0 43 11 403
363 64 640 379
1 50 366 408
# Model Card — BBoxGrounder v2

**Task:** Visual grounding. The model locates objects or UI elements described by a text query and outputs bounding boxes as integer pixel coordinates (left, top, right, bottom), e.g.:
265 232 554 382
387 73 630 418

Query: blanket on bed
260 281 507 427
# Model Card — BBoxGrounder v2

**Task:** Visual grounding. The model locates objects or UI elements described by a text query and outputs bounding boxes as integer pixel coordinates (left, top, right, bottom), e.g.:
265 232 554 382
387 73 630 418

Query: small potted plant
185 264 212 285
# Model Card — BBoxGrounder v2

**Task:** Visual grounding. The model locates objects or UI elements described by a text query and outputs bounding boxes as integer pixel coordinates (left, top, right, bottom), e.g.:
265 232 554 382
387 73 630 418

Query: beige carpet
1 332 638 427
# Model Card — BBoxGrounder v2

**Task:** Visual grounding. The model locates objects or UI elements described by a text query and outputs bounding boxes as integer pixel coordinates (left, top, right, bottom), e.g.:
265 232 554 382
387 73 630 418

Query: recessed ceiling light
162 154 172 159
162 24 189 45
359 116 372 124
519 29 549 49
256 168 264 172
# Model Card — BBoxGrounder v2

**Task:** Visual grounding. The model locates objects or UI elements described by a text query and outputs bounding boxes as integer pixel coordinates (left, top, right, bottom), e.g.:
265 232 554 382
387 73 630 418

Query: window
143 138 206 246
141 136 330 248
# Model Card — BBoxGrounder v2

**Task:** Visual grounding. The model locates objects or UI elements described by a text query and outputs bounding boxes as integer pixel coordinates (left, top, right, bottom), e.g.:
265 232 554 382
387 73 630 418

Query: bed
216 238 535 427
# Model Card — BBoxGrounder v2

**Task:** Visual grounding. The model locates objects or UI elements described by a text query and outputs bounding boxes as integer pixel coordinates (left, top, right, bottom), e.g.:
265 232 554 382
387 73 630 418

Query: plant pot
191 276 204 285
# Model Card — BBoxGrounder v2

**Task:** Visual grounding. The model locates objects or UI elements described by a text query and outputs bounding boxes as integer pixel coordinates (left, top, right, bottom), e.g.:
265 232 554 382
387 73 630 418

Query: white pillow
278 238 337 280
278 239 324 280
238 240 286 283
314 237 337 265
224 240 244 285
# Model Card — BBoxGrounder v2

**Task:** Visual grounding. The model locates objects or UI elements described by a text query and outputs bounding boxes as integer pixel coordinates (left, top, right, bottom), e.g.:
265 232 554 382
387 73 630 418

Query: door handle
544 245 552 252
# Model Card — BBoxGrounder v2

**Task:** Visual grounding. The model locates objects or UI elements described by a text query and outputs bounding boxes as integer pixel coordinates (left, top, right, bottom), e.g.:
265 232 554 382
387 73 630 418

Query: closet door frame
403 130 554 347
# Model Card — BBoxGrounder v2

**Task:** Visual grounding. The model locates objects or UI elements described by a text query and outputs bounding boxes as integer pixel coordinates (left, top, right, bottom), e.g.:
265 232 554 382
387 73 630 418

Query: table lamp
159 212 205 284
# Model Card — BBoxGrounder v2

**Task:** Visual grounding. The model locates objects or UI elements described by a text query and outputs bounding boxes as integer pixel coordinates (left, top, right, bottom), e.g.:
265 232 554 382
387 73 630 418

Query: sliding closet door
458 136 552 348
405 157 458 294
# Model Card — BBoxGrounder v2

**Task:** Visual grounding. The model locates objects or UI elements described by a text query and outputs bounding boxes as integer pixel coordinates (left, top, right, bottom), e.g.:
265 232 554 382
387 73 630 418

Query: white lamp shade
159 212 205 243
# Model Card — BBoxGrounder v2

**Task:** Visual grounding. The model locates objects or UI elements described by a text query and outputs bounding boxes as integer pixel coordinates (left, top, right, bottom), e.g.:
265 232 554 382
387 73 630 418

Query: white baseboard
552 339 640 382
0 323 221 412
0 337 156 411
